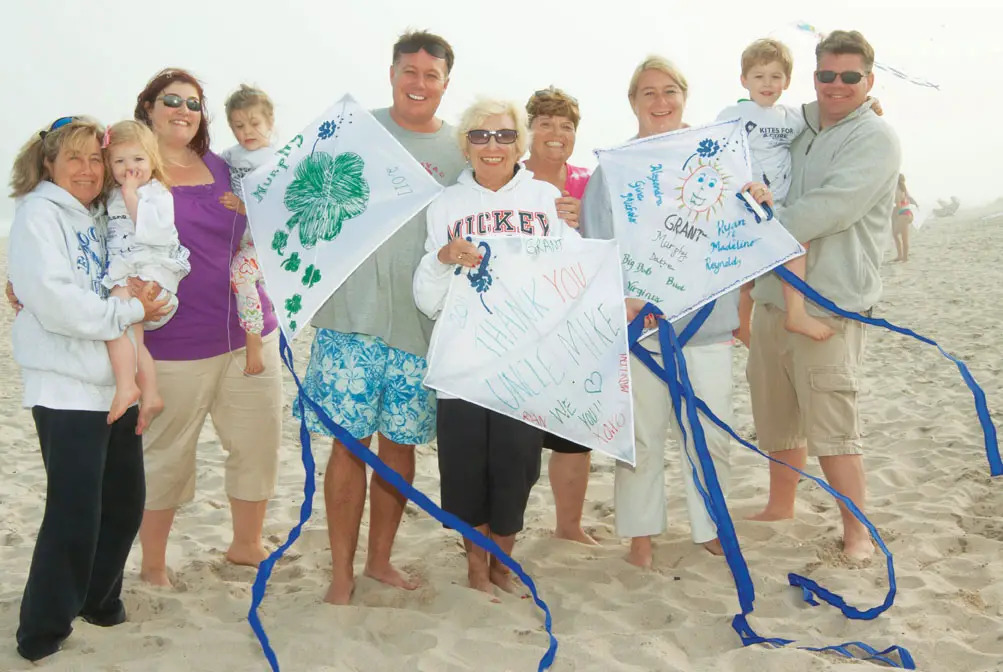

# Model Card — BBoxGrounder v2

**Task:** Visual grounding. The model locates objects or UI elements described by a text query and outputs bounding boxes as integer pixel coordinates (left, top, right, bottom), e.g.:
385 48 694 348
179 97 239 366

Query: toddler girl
220 84 276 375
102 120 191 430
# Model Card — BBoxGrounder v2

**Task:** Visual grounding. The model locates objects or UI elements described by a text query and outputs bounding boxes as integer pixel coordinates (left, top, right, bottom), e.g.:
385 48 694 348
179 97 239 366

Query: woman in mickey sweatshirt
413 98 579 597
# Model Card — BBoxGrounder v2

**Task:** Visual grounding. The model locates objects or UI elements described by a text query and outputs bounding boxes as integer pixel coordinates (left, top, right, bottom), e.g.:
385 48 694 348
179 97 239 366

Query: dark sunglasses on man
467 129 518 145
159 93 202 112
815 70 867 85
398 38 448 61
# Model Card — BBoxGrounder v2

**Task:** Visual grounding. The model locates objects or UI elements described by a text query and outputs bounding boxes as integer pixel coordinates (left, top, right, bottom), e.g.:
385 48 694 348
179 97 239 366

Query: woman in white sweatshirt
413 98 580 597
7 117 166 661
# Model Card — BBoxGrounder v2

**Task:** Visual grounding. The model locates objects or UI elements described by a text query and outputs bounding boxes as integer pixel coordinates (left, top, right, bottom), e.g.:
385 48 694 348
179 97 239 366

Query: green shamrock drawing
285 294 302 317
281 252 301 273
271 230 289 256
302 264 321 288
283 151 370 249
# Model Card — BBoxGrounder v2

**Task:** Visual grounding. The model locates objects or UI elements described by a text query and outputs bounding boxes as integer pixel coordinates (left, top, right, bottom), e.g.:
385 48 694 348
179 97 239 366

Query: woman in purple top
133 69 282 587
523 86 596 545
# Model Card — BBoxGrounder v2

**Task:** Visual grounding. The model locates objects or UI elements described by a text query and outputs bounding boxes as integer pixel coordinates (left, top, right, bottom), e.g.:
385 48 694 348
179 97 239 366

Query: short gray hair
456 97 530 159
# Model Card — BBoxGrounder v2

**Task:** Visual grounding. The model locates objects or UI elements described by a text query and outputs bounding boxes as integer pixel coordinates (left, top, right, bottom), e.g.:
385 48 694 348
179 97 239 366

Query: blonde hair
625 56 690 101
456 98 530 159
741 38 794 79
224 84 275 127
103 120 171 189
816 30 875 71
10 117 104 198
628 55 689 101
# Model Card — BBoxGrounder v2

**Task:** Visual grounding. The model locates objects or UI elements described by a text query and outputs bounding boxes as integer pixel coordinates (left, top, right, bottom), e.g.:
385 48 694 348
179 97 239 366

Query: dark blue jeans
16 406 145 661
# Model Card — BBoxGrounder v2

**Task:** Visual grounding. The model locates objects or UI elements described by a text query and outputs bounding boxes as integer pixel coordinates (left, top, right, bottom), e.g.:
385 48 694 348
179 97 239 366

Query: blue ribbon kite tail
774 266 1001 476
628 301 915 668
247 332 558 672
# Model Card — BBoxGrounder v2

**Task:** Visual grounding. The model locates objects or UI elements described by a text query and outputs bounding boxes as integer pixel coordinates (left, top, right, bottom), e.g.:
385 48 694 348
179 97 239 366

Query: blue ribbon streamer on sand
247 333 558 672
629 261 1000 667
629 301 915 668
774 267 1001 476
247 263 997 670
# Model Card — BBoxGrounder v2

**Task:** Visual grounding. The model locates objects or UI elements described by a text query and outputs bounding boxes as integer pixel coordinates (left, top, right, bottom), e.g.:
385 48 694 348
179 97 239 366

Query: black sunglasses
159 93 202 112
467 129 518 145
815 70 867 85
38 116 78 139
397 39 448 61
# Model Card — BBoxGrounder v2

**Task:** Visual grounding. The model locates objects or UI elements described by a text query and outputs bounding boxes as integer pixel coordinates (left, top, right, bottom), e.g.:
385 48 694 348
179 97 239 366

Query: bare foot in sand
785 310 835 341
136 392 164 435
702 538 724 556
140 566 172 587
843 533 875 561
555 526 598 545
490 565 525 595
626 537 653 569
108 382 141 426
468 569 499 602
364 562 418 591
323 577 355 605
225 542 268 567
746 507 794 522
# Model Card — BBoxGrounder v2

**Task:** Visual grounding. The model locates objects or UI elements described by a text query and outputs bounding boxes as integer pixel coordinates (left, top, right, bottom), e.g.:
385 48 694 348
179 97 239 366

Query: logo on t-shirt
447 210 551 240
422 161 446 179
745 121 758 134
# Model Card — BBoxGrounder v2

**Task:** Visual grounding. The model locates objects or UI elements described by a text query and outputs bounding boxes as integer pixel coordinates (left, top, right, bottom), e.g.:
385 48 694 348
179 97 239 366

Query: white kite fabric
242 94 444 340
595 119 804 326
424 236 636 464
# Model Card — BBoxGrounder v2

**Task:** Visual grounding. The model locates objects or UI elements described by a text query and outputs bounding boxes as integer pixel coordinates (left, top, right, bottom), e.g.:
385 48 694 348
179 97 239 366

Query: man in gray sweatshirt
746 30 901 560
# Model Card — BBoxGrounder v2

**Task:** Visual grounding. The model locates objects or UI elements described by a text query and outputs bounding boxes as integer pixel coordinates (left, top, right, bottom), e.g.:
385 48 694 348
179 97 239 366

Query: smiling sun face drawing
676 160 728 221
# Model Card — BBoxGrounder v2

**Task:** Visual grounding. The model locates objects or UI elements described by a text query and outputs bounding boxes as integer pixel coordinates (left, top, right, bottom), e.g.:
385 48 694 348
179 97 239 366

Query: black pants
437 399 543 536
16 406 145 662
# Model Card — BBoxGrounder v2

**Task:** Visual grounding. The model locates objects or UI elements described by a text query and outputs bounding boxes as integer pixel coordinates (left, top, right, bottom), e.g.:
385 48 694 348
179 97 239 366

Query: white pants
614 339 734 543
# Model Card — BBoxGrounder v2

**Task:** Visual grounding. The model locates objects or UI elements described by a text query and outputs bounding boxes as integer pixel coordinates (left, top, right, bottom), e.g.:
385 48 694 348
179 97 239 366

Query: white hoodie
8 181 145 411
414 166 581 400
413 166 581 322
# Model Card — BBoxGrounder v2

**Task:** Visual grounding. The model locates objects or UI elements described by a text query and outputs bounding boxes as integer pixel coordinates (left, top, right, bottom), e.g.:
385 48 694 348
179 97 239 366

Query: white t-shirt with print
717 100 807 201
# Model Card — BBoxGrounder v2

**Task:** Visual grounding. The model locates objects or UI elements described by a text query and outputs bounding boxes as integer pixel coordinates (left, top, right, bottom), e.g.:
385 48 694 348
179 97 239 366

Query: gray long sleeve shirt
751 99 901 314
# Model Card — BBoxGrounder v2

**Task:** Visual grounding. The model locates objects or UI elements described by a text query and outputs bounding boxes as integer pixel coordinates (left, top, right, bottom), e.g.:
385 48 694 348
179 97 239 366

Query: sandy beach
1 205 1001 672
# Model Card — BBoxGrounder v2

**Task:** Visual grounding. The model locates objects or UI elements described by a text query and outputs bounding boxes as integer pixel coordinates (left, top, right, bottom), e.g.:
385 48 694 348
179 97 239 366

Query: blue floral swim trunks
294 329 436 445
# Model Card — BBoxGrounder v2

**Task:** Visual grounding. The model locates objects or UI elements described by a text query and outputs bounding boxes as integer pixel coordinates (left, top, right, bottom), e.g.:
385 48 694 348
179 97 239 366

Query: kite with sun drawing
594 118 804 326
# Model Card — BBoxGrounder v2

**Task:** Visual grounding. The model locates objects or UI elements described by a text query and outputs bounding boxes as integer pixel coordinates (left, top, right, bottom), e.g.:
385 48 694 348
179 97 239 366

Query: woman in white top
413 98 579 597
7 116 166 661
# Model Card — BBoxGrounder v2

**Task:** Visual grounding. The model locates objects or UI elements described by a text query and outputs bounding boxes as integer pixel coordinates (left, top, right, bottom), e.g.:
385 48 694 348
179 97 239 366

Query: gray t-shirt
311 107 466 357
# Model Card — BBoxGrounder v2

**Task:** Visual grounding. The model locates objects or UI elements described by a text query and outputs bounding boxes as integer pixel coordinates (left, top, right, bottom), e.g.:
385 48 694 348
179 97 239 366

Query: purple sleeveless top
146 152 277 361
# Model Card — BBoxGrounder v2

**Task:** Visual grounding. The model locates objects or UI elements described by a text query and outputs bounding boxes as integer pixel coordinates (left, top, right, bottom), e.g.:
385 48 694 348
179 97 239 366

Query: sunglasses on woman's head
159 94 202 112
815 70 867 85
38 116 78 139
467 129 518 145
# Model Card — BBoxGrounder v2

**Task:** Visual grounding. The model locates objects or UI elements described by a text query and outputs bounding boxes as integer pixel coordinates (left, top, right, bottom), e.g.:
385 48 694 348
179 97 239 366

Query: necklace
166 156 196 169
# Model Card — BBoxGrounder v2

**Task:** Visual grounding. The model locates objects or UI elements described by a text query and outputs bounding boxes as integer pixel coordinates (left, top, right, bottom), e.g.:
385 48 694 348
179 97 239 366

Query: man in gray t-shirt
296 30 465 605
